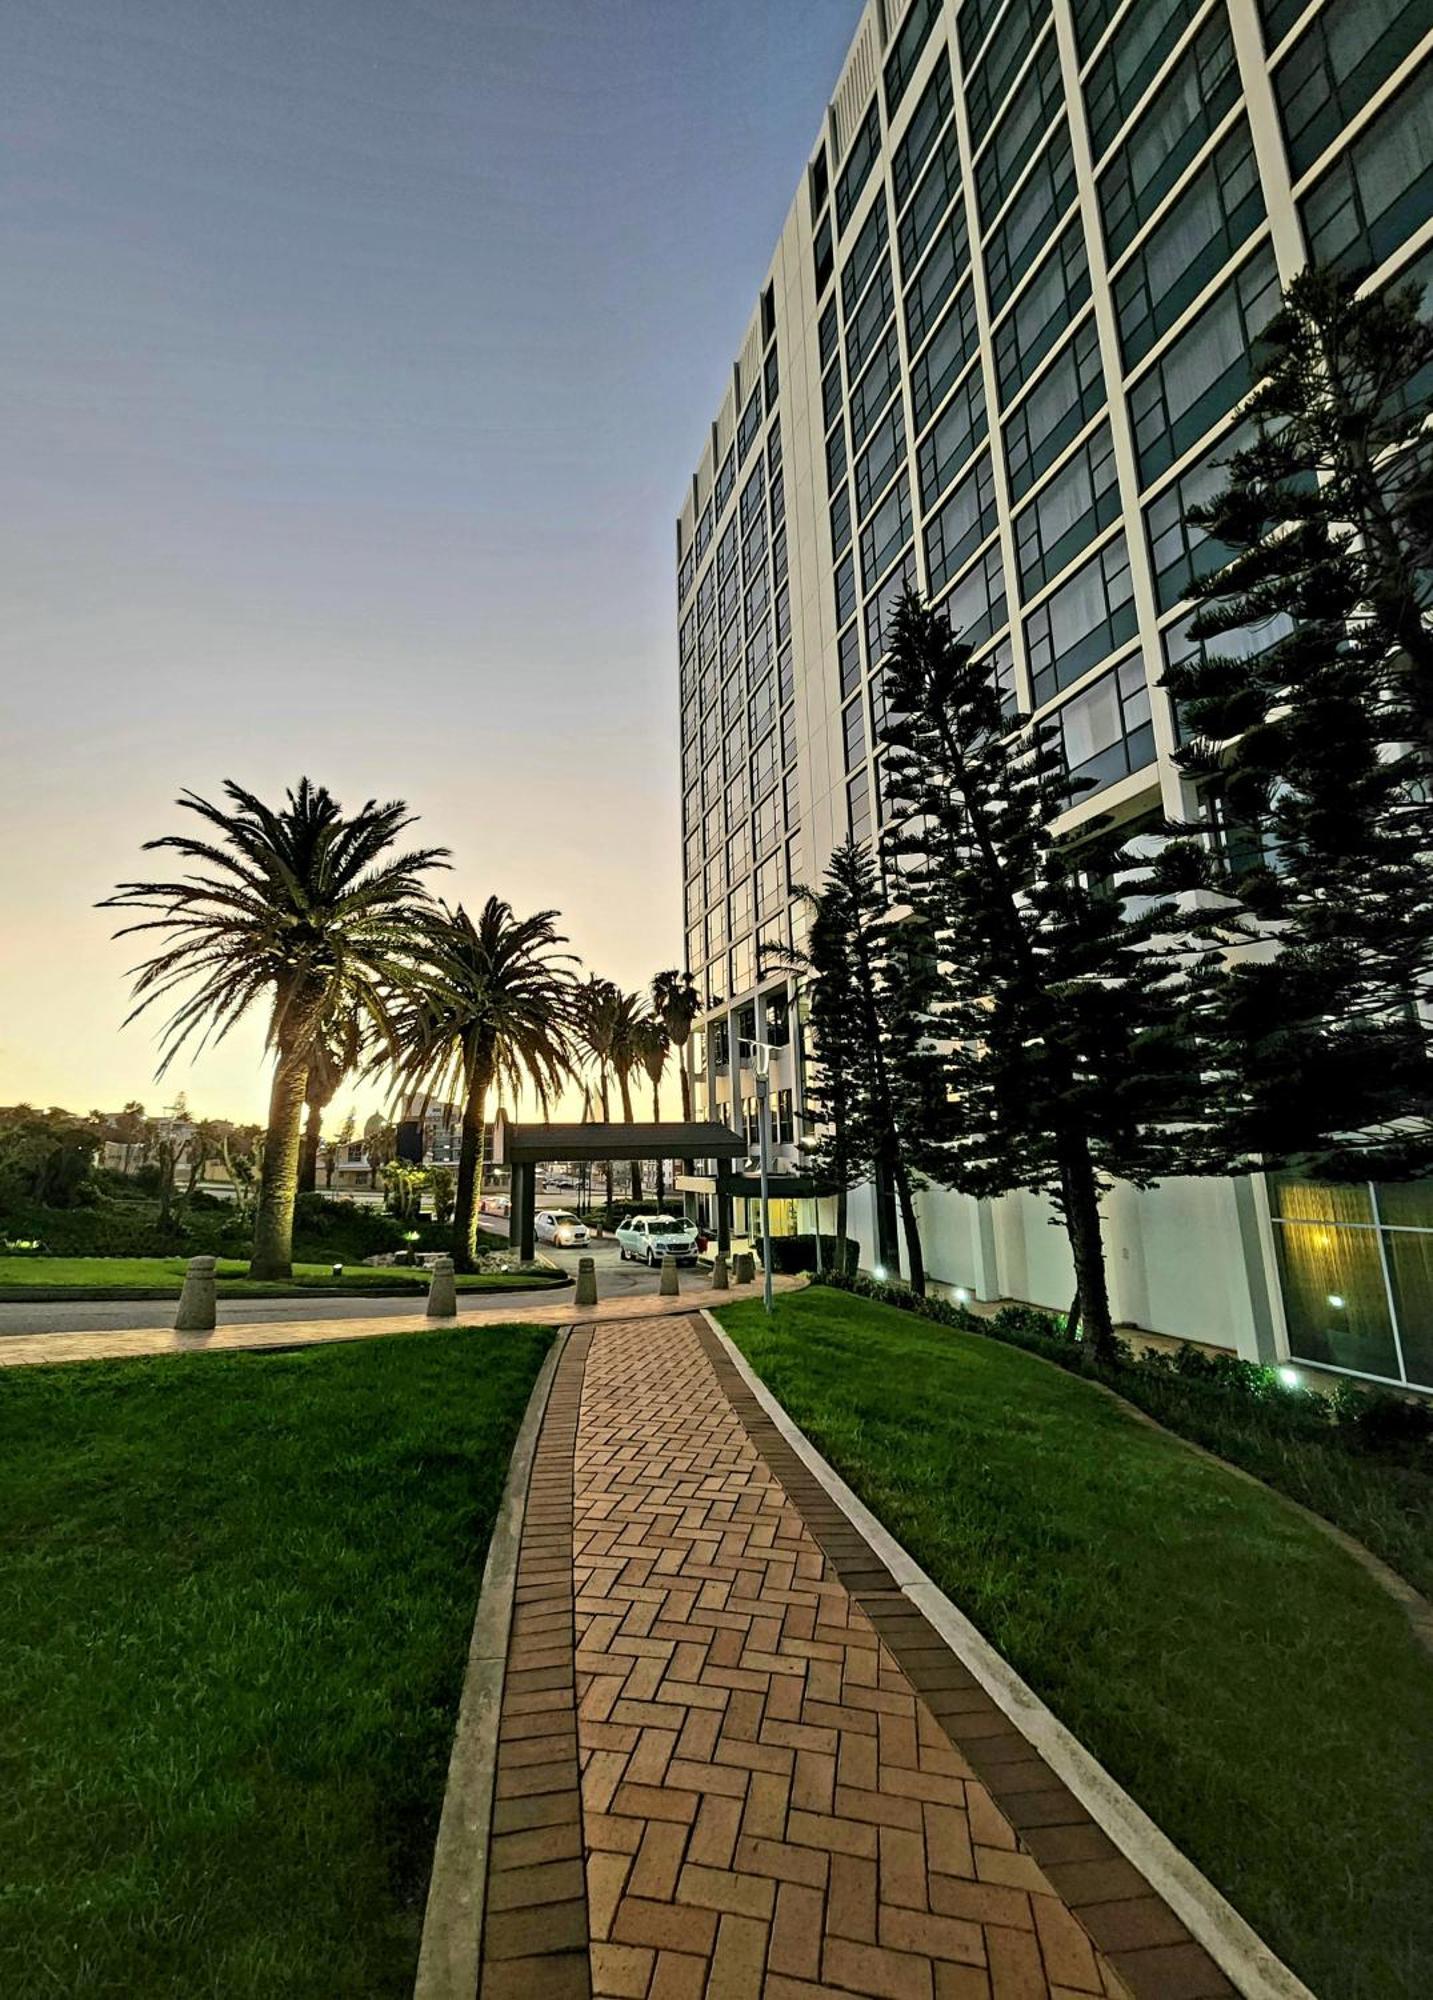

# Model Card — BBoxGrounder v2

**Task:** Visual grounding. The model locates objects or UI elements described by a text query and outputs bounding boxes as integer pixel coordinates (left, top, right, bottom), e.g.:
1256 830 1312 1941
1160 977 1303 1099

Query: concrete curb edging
700 1306 1316 2000
413 1324 570 2000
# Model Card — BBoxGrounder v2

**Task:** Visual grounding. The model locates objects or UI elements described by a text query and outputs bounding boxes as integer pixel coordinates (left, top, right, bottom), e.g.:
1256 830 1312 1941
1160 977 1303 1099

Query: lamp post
744 1039 775 1316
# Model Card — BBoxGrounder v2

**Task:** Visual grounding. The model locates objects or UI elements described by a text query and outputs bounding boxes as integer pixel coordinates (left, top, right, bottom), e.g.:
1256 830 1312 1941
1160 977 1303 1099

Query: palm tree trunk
618 1070 641 1202
600 1069 614 1211
453 1076 488 1273
652 1079 664 1204
298 1097 322 1194
249 1050 309 1278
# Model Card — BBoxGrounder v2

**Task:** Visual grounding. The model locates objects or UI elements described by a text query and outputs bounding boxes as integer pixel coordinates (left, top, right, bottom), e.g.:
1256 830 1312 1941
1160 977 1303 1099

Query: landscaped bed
0 1254 566 1301
719 1287 1433 2000
0 1324 550 1997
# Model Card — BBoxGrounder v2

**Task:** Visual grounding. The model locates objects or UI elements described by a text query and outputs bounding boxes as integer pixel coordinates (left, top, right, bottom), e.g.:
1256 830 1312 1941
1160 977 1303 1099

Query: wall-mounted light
1327 1293 1345 1310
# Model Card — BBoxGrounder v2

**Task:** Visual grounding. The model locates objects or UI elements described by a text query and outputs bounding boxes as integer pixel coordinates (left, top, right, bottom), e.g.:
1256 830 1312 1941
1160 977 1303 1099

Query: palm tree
390 898 575 1270
574 975 620 1210
634 1016 670 1203
609 987 646 1203
298 1012 362 1194
103 779 446 1277
652 969 699 1124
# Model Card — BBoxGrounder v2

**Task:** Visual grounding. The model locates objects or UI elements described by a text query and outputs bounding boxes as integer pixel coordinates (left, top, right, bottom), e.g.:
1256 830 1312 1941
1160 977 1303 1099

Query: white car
535 1208 589 1248
615 1214 699 1267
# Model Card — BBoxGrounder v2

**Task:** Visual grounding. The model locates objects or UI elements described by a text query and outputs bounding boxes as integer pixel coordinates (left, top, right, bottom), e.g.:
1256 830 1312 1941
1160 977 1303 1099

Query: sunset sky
0 0 859 1127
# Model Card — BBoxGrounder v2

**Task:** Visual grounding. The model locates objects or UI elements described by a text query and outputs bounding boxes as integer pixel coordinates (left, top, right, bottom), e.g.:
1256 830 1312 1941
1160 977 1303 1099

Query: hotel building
673 0 1433 1390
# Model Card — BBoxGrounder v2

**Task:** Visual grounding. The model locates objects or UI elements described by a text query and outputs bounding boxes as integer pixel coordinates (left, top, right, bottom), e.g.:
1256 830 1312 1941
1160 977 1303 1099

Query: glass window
678 546 695 606
810 144 830 218
1004 317 1105 500
765 341 779 412
861 473 914 588
1099 12 1241 261
1144 425 1251 611
826 420 848 496
845 253 897 376
839 619 863 698
740 461 765 533
965 0 1046 148
842 193 891 317
924 453 999 594
830 481 852 560
855 399 908 517
835 550 857 626
1276 0 1427 179
1025 533 1137 706
866 549 919 663
738 385 763 465
1015 423 1121 595
836 97 882 233
984 120 1076 313
935 541 1009 652
850 323 903 454
1071 0 1122 63
976 30 1065 230
715 448 737 519
905 206 971 352
910 281 980 430
819 297 840 368
994 218 1092 404
1129 246 1280 486
899 122 962 279
695 500 713 559
718 515 739 579
744 563 770 632
885 0 942 118
1302 59 1433 276
822 356 844 434
1114 121 1265 369
814 210 835 295
741 509 767 580
1057 655 1156 795
1085 0 1201 159
696 565 715 623
892 50 954 210
843 694 868 772
917 365 988 509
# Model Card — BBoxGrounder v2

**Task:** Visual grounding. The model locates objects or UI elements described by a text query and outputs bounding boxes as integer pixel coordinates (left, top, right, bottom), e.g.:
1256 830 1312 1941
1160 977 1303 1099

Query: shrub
753 1234 860 1276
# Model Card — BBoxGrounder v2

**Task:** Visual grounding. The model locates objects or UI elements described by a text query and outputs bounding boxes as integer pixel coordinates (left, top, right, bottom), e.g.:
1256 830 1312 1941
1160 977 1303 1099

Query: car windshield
653 1217 691 1232
551 1212 581 1225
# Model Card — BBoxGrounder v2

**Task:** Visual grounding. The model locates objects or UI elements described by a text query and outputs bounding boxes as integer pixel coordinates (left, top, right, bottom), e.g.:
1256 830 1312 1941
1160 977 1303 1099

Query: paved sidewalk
0 1276 799 1370
477 1313 1238 2000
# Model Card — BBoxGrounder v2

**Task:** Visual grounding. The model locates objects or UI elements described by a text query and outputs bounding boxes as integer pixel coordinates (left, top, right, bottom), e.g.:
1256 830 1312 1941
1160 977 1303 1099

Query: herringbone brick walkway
477 1315 1232 2000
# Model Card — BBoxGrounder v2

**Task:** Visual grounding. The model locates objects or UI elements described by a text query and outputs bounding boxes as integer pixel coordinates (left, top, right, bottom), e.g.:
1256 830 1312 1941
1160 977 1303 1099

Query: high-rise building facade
673 0 1433 1391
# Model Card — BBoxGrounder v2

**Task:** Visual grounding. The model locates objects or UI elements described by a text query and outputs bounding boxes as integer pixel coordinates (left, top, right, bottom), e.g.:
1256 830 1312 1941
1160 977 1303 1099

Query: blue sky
0 0 861 1121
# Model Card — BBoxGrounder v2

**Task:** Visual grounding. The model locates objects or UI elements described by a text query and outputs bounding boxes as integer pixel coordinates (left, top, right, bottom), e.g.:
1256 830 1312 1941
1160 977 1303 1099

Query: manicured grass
719 1289 1433 2000
0 1325 551 1997
0 1255 563 1300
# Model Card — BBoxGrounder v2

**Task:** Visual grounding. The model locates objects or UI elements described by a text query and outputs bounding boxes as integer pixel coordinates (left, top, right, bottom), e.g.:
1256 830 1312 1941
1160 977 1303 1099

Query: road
0 1223 662 1338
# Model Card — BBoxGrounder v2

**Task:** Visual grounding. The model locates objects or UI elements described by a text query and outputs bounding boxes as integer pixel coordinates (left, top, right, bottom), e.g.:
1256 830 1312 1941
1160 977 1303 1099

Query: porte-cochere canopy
490 1112 747 1259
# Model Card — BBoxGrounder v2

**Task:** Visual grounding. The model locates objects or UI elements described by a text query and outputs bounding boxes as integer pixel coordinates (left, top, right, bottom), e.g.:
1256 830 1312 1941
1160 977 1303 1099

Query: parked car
535 1209 589 1248
480 1193 511 1216
615 1214 700 1266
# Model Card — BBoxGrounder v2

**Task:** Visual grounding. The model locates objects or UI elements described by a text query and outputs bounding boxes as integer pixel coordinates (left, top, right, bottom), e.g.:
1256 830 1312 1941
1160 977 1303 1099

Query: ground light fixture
1278 1365 1303 1389
1327 1293 1346 1309
873 1265 887 1280
953 1286 971 1304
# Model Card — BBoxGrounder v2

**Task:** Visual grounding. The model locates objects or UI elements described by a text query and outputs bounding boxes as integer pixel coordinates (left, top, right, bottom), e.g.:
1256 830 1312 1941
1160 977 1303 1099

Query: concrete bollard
733 1251 755 1285
575 1256 598 1307
659 1253 680 1296
709 1251 729 1292
175 1254 217 1333
426 1255 458 1319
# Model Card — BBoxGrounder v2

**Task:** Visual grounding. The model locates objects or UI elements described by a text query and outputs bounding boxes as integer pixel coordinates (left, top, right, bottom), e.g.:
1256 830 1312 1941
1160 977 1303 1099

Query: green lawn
719 1289 1433 2000
0 1325 551 1997
0 1255 563 1299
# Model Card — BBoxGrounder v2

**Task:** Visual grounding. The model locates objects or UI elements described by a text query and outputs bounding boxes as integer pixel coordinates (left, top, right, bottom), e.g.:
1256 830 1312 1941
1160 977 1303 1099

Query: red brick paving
476 1315 1234 1999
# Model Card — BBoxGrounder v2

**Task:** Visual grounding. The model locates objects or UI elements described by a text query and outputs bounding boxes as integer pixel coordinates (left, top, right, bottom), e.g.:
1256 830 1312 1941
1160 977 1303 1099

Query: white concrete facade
674 0 1433 1387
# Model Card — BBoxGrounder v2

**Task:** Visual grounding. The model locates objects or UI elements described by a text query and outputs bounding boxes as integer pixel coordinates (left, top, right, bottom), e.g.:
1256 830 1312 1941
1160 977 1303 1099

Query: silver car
534 1209 589 1248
